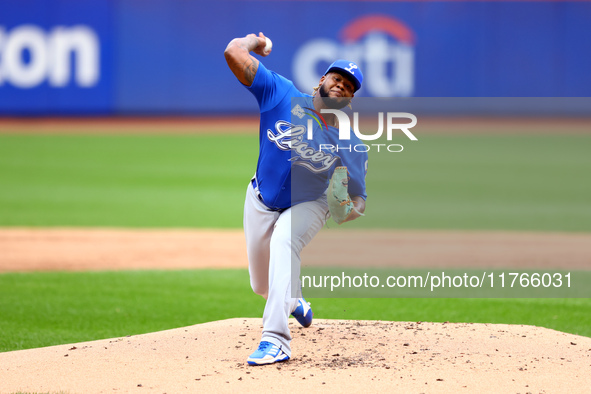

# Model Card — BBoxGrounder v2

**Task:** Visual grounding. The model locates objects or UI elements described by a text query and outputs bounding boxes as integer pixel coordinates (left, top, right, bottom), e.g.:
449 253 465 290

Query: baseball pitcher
224 32 368 366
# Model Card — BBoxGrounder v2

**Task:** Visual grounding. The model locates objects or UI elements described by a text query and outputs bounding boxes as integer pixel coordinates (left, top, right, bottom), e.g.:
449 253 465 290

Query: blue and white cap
324 60 363 92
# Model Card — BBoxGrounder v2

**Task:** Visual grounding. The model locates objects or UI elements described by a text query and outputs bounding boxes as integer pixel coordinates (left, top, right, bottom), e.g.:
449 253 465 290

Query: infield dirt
2 228 590 272
1 317 590 393
1 228 591 393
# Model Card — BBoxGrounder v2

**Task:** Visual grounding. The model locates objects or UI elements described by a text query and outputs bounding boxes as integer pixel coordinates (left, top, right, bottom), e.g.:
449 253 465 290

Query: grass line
1 270 589 353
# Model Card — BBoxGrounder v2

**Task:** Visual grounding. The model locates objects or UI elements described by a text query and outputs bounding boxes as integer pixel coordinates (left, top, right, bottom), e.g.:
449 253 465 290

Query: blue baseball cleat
247 341 290 366
291 298 313 328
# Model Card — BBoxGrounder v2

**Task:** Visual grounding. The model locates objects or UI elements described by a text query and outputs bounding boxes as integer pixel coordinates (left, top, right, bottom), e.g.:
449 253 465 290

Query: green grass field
0 131 590 352
0 134 258 228
1 270 590 352
1 133 589 230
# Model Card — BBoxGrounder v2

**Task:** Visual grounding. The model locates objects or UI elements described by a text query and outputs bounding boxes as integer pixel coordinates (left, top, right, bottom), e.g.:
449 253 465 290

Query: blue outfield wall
0 0 590 115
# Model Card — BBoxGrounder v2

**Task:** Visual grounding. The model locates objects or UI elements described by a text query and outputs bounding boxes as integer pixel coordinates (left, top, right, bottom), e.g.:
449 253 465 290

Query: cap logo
345 63 358 74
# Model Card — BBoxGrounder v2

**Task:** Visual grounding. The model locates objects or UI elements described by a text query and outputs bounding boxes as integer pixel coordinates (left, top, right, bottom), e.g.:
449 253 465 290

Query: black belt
251 177 287 213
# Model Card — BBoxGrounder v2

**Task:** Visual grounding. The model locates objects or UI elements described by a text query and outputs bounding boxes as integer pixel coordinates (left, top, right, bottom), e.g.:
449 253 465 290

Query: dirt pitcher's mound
1 319 590 393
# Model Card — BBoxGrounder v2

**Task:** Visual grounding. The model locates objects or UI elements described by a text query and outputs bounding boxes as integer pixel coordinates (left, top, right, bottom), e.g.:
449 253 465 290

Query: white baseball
263 37 273 54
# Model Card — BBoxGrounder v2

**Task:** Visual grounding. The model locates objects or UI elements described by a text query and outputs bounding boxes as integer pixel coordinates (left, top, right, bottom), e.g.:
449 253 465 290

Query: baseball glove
327 166 364 224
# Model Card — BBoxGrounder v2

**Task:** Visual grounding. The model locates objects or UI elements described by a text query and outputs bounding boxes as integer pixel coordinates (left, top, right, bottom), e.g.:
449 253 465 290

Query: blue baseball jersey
245 62 368 210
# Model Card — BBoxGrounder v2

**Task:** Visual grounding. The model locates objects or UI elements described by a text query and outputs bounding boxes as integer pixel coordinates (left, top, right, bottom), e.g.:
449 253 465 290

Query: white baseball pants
243 180 328 357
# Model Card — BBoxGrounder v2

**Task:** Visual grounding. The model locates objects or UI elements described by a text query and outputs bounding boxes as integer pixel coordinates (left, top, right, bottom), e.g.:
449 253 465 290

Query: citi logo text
0 24 100 88
293 15 415 97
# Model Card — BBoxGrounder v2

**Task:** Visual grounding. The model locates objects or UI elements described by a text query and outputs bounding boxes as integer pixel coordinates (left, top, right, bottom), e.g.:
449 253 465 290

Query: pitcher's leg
289 199 329 302
260 199 328 356
243 183 280 299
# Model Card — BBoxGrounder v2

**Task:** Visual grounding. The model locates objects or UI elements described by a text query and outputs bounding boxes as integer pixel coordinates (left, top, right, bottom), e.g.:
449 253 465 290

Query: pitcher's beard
318 84 351 109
